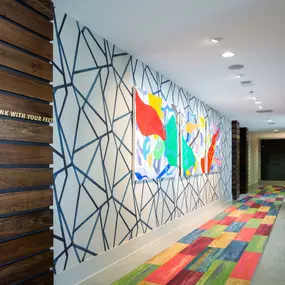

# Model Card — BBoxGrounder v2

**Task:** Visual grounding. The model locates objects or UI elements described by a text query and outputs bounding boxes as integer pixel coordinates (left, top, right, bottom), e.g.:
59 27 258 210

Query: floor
112 185 285 285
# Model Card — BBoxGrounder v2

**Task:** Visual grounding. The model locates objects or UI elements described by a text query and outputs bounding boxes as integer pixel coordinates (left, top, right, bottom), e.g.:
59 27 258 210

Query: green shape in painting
165 115 178 166
182 137 196 171
153 137 165 160
113 263 159 285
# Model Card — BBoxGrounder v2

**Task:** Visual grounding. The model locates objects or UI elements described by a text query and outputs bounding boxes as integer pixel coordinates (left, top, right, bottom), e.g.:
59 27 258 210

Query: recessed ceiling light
251 97 257 100
236 74 244 78
222 51 235 58
259 106 263 109
255 101 262 104
210 37 222 43
268 118 273 122
274 129 279 133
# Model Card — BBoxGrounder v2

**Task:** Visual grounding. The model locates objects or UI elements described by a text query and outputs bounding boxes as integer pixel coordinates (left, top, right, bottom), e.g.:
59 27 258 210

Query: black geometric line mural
53 11 232 273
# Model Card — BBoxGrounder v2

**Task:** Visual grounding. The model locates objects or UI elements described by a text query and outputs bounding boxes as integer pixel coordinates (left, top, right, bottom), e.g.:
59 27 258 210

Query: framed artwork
206 122 223 173
133 87 179 181
181 111 206 176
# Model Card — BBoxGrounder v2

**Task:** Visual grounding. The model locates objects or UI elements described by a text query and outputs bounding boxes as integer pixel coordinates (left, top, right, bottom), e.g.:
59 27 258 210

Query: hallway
113 186 284 285
1 1 285 284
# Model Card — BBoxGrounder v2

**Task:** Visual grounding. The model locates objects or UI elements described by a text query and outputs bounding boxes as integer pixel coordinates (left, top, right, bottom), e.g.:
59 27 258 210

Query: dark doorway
261 139 285 181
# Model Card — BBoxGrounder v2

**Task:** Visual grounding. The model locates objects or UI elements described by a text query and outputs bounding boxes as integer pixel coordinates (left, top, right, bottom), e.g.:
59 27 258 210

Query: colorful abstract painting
181 112 206 176
134 87 179 181
114 185 284 285
204 122 222 173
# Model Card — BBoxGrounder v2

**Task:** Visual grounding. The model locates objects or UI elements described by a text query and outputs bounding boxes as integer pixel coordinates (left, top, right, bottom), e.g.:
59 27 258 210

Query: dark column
240 128 249 194
232 121 240 200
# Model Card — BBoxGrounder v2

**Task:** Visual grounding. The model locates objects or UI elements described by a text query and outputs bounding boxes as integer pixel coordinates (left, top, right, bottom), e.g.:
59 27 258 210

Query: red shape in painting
202 129 220 173
135 90 166 140
207 129 220 172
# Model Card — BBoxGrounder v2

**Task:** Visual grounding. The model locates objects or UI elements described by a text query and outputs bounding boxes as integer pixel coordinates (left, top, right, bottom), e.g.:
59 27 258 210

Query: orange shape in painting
186 122 199 134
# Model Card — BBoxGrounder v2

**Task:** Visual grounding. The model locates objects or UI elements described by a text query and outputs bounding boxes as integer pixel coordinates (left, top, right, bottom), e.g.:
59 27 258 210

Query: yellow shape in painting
228 210 246 218
199 116 205 128
262 215 276 225
147 153 153 167
186 169 191 176
209 232 237 248
147 242 188 265
186 122 199 134
225 278 250 285
259 206 270 212
148 94 163 118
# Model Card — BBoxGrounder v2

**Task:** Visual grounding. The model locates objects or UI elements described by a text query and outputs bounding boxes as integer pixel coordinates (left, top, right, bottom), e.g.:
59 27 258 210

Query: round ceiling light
210 37 222 43
259 106 263 109
222 51 235 58
228 64 244 70
251 97 257 100
255 101 262 104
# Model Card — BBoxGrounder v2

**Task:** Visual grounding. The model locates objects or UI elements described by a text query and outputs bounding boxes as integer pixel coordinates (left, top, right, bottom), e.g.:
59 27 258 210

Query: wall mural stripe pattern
53 10 232 273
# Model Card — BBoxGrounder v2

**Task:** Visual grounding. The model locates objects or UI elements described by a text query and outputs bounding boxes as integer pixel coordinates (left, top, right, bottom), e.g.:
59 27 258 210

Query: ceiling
54 0 285 131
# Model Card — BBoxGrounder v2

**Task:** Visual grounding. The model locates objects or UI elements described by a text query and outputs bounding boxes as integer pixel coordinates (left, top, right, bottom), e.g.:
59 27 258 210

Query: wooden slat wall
0 1 53 284
232 121 240 200
240 127 249 194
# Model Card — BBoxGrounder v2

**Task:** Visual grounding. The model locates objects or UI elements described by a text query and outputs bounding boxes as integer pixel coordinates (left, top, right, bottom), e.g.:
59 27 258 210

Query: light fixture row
210 37 277 131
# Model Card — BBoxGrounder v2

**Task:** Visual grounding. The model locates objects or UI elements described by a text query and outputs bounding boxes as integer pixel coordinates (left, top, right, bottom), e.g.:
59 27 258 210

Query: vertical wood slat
0 0 53 283
0 0 53 40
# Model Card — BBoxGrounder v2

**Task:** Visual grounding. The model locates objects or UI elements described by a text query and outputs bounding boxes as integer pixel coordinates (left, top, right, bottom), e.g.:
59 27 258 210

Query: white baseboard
55 196 232 285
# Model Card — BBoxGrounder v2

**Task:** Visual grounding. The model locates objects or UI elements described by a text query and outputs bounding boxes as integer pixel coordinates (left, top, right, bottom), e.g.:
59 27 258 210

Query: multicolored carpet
113 186 285 285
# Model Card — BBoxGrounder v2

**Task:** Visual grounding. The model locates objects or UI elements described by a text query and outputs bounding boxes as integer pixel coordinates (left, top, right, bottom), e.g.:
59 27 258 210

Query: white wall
249 131 285 186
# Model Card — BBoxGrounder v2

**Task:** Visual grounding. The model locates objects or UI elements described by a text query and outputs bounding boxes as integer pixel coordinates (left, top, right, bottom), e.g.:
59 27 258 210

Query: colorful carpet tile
113 186 285 285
